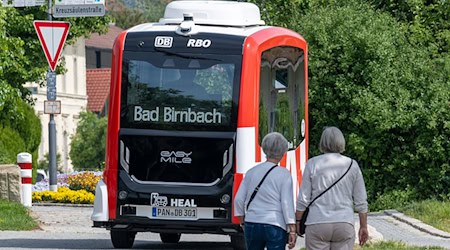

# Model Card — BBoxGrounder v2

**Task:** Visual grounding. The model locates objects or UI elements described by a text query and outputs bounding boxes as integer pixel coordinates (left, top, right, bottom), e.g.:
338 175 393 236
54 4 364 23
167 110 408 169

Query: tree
107 0 168 29
369 0 450 54
0 82 40 176
70 111 107 170
290 2 450 201
107 0 147 29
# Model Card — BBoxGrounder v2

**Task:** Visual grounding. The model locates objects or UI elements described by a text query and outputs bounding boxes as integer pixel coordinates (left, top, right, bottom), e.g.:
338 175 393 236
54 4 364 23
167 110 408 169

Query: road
0 205 305 250
0 205 449 249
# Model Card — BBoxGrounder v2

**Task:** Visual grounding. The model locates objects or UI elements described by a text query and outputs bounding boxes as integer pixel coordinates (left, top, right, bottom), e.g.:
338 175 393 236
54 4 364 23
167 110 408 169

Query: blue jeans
244 222 287 250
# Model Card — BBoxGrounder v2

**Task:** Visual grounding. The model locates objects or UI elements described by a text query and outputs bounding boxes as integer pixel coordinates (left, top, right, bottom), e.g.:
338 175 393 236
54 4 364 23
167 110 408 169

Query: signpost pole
47 0 57 192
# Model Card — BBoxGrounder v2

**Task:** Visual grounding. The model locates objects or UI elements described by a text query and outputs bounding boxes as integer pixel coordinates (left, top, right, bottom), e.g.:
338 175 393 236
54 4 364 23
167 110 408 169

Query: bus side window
258 46 305 149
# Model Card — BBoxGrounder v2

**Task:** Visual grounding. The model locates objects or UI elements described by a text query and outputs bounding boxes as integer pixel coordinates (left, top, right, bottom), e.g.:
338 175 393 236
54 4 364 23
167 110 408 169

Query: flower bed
32 171 102 204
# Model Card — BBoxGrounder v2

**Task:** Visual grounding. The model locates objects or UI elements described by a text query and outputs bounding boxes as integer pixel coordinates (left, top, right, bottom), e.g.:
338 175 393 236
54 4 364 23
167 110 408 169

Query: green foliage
248 0 307 27
70 111 107 170
370 189 415 212
289 2 450 202
134 0 168 23
369 0 450 54
107 0 167 29
0 83 21 124
37 153 62 172
0 127 26 164
0 82 41 178
110 7 146 29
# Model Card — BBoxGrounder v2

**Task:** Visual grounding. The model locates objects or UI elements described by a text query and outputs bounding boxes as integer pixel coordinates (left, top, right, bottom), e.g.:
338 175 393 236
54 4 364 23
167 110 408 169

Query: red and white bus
91 1 308 249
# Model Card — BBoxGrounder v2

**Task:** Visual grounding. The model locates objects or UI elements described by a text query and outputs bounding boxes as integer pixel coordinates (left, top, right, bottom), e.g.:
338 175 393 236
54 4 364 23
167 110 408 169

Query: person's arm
280 173 297 248
287 223 297 249
234 176 249 223
295 210 305 221
353 162 369 245
296 161 312 212
358 212 368 245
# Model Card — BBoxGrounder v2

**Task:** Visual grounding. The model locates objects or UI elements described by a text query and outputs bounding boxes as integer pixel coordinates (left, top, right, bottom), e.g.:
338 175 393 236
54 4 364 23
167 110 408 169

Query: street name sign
33 21 70 72
53 0 105 18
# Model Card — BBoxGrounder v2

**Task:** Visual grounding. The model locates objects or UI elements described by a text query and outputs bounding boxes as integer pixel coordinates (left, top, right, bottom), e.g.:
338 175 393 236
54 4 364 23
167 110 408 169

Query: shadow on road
0 238 233 249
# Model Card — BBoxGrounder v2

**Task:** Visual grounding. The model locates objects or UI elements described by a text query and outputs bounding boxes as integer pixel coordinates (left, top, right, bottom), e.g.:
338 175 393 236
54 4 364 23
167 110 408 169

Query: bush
70 111 107 170
370 189 416 212
292 1 450 202
0 126 26 164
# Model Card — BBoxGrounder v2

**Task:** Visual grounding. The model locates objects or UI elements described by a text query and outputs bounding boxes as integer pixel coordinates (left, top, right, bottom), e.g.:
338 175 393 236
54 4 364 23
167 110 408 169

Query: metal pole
47 0 57 192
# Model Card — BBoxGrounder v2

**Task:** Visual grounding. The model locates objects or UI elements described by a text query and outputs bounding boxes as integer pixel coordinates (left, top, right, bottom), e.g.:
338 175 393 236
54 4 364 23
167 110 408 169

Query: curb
384 209 450 239
32 202 94 207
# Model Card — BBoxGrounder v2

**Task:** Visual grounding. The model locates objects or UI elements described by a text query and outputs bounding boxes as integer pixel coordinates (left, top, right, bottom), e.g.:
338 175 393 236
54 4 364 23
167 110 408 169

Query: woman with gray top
235 132 297 250
296 126 369 249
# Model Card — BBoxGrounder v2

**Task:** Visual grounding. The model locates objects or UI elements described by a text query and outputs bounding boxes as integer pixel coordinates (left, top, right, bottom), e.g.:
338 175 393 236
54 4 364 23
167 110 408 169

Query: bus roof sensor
176 13 197 36
160 1 265 27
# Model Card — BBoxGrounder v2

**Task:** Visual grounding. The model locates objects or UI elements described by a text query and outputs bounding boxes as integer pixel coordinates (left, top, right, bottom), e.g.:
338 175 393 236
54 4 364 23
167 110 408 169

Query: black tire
230 234 246 250
159 233 181 243
110 230 136 249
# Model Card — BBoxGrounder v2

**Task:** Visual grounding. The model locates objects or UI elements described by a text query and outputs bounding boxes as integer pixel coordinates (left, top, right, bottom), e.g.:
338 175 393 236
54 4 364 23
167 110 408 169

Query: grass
0 199 39 230
354 241 446 250
301 241 446 250
399 199 450 233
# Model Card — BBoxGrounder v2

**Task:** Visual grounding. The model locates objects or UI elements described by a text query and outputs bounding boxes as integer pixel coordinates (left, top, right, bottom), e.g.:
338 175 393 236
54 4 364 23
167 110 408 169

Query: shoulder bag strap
246 164 278 211
307 159 353 208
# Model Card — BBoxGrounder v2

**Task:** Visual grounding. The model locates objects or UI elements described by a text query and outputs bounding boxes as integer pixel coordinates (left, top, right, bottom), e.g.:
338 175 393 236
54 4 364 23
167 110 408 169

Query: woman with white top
234 132 297 250
296 126 369 249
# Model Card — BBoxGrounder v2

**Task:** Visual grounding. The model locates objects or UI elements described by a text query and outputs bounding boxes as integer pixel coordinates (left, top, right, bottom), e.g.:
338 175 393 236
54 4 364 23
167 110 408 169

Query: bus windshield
120 51 240 131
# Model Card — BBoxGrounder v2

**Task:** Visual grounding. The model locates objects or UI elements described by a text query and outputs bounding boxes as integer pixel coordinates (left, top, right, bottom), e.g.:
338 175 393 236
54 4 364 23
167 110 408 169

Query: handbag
297 160 353 236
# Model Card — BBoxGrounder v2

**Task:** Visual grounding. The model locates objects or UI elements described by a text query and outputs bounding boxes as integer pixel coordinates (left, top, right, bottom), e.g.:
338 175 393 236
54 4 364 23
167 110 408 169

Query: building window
96 50 101 68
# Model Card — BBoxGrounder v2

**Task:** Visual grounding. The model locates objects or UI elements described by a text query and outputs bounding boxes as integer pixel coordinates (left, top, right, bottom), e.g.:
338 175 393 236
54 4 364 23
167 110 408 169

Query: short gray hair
261 132 289 159
319 126 346 153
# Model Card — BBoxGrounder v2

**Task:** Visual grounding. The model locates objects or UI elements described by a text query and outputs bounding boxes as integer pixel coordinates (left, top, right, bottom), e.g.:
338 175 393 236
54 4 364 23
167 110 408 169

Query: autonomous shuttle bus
91 1 308 249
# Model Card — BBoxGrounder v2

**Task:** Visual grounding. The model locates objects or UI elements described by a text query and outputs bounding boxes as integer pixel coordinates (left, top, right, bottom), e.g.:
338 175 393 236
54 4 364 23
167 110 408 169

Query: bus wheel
160 233 181 243
230 234 246 250
110 230 136 248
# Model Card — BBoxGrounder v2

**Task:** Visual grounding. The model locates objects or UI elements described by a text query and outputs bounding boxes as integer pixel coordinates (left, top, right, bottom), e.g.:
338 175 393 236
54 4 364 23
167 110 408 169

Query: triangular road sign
33 21 70 71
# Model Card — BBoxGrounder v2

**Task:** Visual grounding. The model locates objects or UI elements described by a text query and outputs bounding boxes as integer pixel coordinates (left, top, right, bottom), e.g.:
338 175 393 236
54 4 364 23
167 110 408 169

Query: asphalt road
0 205 449 250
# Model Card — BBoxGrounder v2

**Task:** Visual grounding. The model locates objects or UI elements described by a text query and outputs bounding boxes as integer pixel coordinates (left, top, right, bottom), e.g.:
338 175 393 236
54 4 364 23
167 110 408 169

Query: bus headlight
118 190 128 200
220 194 230 204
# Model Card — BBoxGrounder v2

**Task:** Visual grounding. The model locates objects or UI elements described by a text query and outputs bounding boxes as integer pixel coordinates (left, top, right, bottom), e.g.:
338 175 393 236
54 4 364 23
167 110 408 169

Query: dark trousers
244 222 287 250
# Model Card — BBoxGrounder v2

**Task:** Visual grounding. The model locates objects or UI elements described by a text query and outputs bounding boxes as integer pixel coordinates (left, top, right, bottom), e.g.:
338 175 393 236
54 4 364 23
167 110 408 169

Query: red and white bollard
17 152 32 207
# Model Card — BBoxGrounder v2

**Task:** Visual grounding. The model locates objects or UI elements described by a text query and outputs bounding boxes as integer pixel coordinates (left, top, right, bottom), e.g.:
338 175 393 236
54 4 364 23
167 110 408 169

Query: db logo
154 36 173 48
187 39 211 48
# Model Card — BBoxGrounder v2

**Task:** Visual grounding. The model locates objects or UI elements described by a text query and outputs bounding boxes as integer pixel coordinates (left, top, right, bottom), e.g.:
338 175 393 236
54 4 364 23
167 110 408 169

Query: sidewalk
366 210 450 249
384 210 450 239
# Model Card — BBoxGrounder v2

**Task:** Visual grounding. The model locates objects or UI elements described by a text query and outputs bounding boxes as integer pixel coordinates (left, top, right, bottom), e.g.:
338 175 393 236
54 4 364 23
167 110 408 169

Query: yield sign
33 21 70 71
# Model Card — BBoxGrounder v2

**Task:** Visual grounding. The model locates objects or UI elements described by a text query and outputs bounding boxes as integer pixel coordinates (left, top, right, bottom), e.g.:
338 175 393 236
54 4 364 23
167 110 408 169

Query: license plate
151 207 197 219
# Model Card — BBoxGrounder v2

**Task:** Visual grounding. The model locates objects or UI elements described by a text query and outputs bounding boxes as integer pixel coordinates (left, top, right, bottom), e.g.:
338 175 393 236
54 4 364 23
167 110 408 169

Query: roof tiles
86 68 111 113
